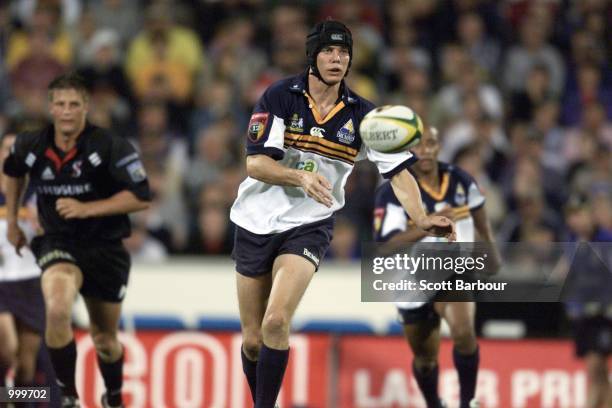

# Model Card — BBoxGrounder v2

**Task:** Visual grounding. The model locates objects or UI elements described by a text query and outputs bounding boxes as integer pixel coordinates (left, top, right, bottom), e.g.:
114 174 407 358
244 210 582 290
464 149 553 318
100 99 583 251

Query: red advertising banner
339 337 588 408
75 331 330 408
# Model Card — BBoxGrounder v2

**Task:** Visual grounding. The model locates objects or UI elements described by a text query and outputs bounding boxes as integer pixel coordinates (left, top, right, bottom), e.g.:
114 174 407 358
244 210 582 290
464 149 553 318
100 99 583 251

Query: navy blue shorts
232 218 334 277
397 303 441 325
573 316 612 357
0 277 45 333
30 235 131 303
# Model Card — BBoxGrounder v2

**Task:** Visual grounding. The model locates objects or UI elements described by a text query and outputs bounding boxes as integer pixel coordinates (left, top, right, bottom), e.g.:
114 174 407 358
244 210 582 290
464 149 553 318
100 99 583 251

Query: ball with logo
359 105 424 153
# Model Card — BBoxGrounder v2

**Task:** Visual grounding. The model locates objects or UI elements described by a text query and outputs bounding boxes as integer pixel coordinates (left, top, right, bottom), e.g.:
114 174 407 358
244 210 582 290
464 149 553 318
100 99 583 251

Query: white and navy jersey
374 162 485 243
231 72 416 234
0 196 40 281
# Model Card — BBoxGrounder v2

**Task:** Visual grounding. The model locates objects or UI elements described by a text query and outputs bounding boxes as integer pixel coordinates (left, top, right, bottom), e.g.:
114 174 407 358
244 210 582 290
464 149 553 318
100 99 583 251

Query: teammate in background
374 127 500 408
0 131 46 390
230 20 455 408
3 73 151 408
561 195 612 408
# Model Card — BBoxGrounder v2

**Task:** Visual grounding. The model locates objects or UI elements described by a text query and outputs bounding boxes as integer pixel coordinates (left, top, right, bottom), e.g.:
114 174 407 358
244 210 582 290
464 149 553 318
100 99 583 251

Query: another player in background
374 127 500 408
560 195 612 408
3 73 151 408
0 130 46 389
230 20 455 408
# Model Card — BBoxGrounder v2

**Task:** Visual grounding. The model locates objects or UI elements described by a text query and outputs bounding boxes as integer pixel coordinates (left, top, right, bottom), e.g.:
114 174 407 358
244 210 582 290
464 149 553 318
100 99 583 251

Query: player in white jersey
230 20 455 407
0 131 45 390
374 128 500 408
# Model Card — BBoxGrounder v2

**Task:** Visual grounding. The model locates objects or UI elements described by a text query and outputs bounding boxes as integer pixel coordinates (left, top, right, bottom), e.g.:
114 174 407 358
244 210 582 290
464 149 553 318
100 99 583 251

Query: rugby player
3 73 151 408
230 20 455 407
374 128 500 408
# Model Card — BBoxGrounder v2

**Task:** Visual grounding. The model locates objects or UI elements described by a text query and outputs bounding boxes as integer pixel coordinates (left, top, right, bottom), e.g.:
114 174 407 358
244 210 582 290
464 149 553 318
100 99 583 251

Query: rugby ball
359 105 424 153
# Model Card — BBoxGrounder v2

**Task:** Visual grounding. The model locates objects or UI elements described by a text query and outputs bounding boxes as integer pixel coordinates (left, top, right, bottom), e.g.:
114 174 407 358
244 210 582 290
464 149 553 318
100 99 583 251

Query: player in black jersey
3 73 151 408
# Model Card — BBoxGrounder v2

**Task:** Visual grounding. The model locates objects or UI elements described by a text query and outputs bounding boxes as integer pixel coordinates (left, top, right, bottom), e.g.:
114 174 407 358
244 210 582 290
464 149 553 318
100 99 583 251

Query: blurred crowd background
0 0 610 262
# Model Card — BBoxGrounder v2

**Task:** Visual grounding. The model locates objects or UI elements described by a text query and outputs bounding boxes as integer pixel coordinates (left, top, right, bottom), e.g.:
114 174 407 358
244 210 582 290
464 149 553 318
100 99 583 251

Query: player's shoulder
265 74 304 99
343 85 375 118
442 161 476 185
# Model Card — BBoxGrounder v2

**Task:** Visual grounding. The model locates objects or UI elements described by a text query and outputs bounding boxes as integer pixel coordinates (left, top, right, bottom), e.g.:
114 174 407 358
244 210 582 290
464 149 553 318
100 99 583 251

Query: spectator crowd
0 0 610 260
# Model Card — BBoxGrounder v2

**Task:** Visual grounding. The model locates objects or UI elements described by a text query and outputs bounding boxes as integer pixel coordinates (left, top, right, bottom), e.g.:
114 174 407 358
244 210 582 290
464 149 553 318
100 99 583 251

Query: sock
453 346 479 408
98 349 124 407
47 339 78 398
255 344 289 408
412 361 443 408
241 346 258 403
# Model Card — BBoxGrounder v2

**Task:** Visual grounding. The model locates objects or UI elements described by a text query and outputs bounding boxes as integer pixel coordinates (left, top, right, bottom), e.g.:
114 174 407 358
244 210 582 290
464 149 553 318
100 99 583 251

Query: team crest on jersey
288 113 304 132
337 119 355 144
248 112 269 142
71 160 83 178
454 184 466 205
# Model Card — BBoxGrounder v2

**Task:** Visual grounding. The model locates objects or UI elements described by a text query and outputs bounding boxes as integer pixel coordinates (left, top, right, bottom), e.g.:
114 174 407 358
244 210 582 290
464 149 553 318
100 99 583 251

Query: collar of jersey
46 121 94 154
289 71 358 105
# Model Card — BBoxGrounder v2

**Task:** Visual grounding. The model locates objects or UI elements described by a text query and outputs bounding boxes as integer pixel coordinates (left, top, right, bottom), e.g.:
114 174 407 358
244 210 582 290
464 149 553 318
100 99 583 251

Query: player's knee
262 312 290 338
450 325 477 351
242 337 262 360
45 301 72 328
413 355 438 372
92 332 119 360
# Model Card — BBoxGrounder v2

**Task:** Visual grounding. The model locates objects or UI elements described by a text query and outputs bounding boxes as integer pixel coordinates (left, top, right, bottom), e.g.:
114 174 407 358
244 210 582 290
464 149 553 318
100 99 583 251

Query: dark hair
47 72 89 101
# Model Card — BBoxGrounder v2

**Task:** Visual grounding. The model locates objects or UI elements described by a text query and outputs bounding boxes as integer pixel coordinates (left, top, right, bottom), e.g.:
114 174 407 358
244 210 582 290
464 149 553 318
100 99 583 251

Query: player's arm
4 175 28 254
472 205 502 274
246 154 333 207
390 168 456 240
56 190 149 219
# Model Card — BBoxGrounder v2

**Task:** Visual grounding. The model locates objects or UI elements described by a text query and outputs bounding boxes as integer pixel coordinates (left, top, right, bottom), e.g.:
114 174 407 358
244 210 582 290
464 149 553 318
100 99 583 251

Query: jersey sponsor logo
303 248 320 266
36 183 93 196
310 127 325 137
88 152 102 167
337 119 355 144
247 112 269 142
25 152 36 167
71 160 83 178
127 161 147 183
296 159 318 172
41 166 55 180
288 113 304 132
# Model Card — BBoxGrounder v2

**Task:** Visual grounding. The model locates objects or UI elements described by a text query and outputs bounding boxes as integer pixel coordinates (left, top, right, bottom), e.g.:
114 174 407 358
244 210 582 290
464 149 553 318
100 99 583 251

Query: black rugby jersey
3 123 151 241
374 161 485 242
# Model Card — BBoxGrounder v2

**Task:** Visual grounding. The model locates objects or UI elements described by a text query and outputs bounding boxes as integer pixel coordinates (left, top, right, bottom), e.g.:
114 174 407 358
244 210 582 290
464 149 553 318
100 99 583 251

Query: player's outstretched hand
7 221 27 256
418 215 456 241
299 171 334 208
56 198 89 219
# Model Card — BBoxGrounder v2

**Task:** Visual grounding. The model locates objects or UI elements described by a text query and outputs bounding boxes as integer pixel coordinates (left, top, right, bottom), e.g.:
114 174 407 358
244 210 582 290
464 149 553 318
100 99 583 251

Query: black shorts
0 277 45 333
30 235 131 303
232 218 334 277
573 316 612 357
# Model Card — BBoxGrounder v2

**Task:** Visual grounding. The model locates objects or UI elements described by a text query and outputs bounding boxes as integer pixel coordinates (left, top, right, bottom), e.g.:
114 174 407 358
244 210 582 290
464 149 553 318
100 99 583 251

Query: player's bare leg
84 297 124 407
585 353 611 408
403 319 444 408
0 313 17 386
41 263 82 402
435 302 479 408
14 320 41 386
256 254 315 408
236 272 272 402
